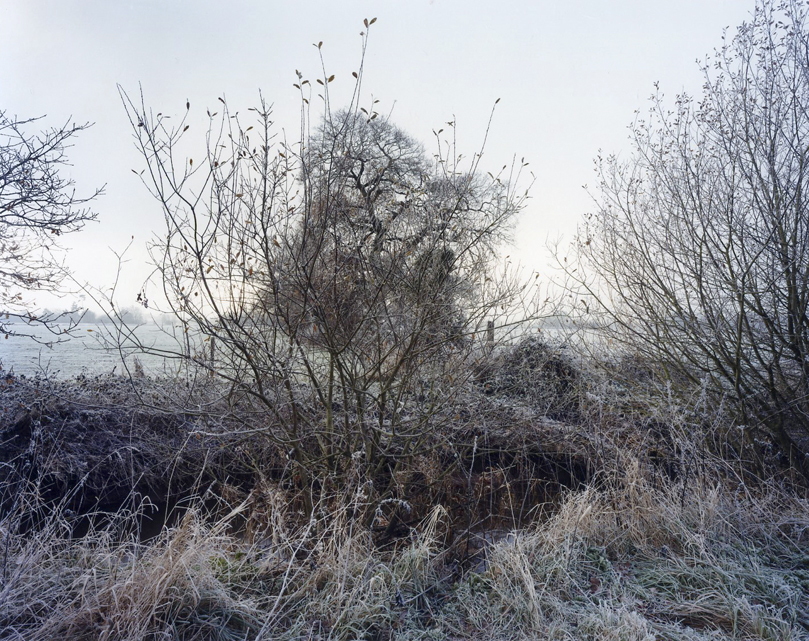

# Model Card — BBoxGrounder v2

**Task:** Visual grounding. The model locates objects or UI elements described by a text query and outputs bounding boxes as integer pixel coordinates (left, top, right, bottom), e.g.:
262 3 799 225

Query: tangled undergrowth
1 341 808 640
2 458 807 640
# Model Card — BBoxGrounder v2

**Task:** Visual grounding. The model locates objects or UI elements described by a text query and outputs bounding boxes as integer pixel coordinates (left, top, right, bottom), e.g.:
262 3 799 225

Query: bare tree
117 25 538 512
569 0 809 471
0 110 100 338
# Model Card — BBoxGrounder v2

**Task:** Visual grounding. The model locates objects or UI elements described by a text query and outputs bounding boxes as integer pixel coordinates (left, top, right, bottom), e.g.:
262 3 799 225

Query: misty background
1 0 754 315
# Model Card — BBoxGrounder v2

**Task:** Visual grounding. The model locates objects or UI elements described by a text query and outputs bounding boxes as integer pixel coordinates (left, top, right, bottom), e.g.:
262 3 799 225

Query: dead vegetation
1 341 808 640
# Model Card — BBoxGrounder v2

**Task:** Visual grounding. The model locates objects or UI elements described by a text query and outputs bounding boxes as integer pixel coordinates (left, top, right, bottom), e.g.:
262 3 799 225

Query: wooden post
486 320 495 347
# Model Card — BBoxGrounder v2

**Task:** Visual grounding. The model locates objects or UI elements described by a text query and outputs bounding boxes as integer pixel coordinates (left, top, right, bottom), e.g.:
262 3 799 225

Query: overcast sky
1 0 755 312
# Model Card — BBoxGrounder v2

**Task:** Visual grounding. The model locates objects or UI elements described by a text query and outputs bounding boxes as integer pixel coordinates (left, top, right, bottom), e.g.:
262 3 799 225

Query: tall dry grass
0 473 459 640
2 453 808 640
2 357 809 639
457 458 809 640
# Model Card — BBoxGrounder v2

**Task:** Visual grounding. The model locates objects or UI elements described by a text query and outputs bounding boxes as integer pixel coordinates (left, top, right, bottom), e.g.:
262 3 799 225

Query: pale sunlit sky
1 0 754 312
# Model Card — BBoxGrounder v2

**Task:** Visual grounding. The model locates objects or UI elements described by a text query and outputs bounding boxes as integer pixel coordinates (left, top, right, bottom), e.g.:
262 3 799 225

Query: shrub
569 0 809 473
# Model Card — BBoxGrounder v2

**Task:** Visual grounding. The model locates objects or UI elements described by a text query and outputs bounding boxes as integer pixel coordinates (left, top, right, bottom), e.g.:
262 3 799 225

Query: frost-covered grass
1 458 807 640
456 463 809 640
1 358 808 639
